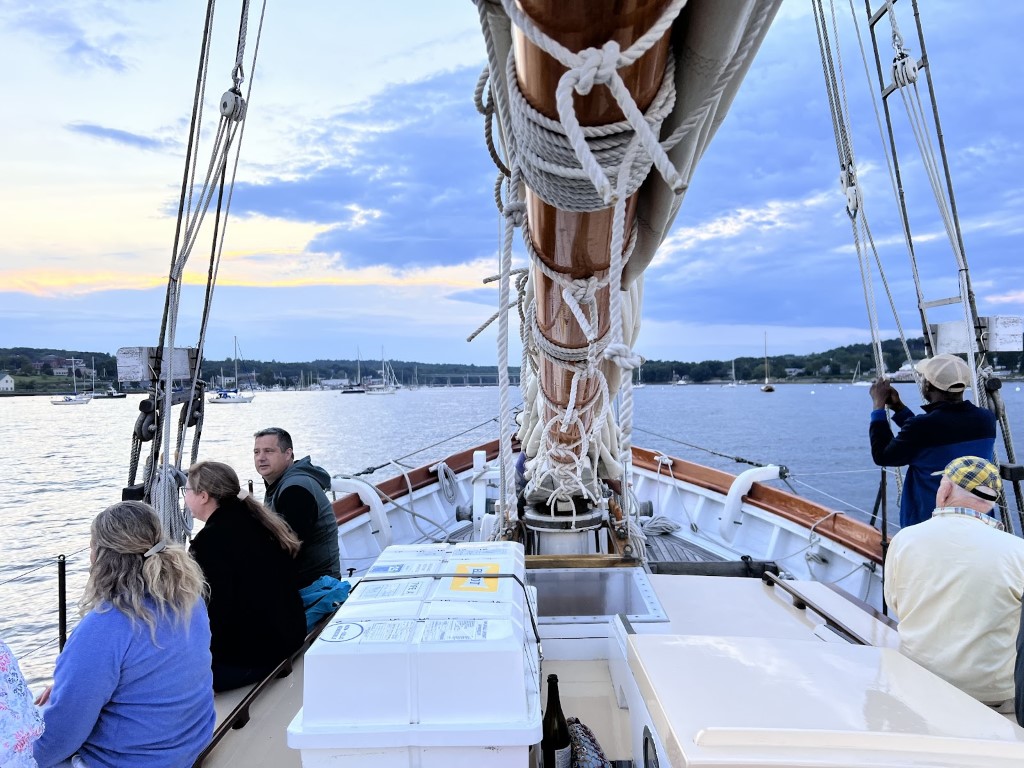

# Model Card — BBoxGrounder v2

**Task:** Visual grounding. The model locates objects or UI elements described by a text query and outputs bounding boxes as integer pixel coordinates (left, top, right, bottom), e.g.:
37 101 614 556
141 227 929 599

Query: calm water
3 382 1023 687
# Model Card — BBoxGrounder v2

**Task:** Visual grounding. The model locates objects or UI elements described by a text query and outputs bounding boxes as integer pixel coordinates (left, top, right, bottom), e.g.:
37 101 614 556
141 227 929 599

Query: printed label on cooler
354 577 432 601
421 619 490 642
447 563 501 593
363 620 416 643
318 622 364 642
367 561 440 575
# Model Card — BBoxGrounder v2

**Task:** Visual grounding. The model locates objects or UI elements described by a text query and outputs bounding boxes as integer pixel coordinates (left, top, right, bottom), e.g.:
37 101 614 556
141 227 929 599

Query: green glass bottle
541 673 571 768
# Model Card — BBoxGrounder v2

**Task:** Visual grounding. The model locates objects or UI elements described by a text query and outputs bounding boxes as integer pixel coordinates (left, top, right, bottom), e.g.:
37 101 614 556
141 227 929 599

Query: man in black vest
254 427 347 630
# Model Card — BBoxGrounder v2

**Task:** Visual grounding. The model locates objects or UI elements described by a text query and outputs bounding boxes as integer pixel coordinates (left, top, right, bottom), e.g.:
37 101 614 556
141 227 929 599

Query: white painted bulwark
0 374 14 392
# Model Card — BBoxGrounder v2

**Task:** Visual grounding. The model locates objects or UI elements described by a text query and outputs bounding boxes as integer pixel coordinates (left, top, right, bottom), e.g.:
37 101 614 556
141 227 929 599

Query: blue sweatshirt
869 400 996 528
34 600 215 768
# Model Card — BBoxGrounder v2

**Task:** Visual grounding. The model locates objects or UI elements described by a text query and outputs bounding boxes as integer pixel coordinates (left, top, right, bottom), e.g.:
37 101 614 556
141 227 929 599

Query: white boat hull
208 393 255 404
326 443 885 612
50 395 91 405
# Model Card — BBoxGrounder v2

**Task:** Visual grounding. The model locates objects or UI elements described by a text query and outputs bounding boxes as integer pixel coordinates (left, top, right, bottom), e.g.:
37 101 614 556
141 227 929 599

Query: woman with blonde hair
186 461 306 692
33 501 215 768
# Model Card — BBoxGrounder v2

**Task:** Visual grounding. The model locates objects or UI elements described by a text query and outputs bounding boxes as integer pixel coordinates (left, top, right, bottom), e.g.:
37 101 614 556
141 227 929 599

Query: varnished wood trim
526 554 637 569
330 441 883 565
631 447 884 563
331 440 502 526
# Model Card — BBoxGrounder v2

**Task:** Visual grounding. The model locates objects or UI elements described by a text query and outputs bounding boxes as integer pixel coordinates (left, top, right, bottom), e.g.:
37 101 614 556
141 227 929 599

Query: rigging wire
0 548 90 588
632 425 769 469
132 0 269 542
341 412 519 478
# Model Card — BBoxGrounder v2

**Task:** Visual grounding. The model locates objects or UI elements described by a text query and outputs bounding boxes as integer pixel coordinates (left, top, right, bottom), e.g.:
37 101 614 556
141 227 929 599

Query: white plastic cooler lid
628 634 1024 767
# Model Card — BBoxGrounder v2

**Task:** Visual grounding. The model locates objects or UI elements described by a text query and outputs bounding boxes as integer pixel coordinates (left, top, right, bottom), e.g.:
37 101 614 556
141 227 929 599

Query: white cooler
288 541 541 768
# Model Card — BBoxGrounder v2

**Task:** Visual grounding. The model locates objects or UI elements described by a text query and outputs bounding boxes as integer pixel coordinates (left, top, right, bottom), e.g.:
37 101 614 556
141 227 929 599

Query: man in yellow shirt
884 456 1023 711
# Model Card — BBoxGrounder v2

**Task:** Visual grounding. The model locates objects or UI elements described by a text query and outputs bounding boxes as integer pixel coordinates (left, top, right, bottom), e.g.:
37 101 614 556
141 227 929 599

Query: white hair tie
143 541 167 558
237 488 250 501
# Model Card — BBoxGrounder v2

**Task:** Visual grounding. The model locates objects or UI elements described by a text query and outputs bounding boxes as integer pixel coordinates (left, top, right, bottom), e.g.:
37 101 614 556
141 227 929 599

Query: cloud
227 68 500 270
10 6 129 73
1 1 1021 367
66 122 177 152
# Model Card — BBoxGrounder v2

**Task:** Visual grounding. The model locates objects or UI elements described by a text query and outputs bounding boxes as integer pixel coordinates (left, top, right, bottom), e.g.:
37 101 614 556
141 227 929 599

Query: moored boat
92 385 128 400
208 339 255 404
50 363 91 405
50 393 91 405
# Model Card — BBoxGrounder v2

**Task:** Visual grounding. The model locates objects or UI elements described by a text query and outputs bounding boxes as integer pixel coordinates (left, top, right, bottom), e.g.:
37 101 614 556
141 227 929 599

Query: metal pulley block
220 89 247 121
892 52 918 88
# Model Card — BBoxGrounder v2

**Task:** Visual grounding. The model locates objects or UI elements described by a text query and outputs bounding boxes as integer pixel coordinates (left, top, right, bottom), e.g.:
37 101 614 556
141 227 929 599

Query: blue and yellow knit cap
932 455 1002 500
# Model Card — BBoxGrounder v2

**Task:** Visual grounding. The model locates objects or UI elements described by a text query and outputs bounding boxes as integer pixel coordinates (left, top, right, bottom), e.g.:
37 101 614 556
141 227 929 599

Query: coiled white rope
490 0 673 510
473 0 770 530
499 0 687 207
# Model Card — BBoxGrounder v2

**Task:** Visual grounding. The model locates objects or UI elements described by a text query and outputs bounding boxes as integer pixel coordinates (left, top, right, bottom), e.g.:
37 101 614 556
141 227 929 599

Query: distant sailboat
635 362 647 388
341 349 367 394
366 349 398 395
51 359 91 405
851 361 872 387
208 337 255 404
722 359 738 388
761 333 775 393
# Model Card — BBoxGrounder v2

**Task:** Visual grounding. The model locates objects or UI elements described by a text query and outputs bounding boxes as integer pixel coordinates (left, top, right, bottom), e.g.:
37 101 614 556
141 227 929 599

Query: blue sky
0 1 1020 365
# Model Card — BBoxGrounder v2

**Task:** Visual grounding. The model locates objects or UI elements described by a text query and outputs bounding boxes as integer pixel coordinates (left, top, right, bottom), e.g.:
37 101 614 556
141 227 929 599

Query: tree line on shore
1 339 1021 393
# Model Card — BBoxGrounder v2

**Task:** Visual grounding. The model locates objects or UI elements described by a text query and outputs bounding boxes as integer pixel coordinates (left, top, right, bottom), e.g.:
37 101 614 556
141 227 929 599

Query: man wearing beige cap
885 456 1024 711
869 353 996 527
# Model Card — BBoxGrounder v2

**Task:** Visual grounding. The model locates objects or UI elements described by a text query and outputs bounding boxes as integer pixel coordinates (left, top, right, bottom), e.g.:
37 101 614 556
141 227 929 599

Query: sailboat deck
643 531 720 563
450 523 720 565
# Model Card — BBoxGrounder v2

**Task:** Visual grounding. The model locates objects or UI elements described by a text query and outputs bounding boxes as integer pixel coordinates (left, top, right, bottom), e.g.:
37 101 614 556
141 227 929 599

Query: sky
0 1 1021 366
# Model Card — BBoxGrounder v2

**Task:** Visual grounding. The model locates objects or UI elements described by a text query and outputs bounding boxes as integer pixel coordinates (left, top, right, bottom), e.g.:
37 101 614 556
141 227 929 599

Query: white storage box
627 634 1024 767
288 541 541 768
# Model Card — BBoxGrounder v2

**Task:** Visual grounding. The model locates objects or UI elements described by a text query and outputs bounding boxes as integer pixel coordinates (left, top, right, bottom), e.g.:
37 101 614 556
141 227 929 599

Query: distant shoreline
3 375 1020 399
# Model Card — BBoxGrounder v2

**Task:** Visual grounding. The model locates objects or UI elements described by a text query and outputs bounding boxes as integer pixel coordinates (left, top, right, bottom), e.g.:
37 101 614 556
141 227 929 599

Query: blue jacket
870 400 996 528
34 600 215 768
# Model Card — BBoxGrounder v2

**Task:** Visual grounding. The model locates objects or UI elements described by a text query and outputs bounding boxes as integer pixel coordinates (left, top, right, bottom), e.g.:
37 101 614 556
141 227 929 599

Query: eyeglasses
179 486 194 498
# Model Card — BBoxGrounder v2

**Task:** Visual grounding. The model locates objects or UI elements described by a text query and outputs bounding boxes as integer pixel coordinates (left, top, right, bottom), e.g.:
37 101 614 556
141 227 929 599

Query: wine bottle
541 673 571 768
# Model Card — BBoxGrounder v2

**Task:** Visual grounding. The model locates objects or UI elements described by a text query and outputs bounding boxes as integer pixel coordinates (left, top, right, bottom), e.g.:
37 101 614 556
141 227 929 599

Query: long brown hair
188 460 301 556
82 501 205 638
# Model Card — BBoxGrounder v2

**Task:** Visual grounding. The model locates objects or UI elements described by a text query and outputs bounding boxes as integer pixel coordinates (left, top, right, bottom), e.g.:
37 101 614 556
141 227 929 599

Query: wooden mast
512 0 674 469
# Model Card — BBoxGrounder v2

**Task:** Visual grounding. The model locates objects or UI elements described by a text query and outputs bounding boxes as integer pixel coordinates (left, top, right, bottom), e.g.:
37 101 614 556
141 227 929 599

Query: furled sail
472 0 782 535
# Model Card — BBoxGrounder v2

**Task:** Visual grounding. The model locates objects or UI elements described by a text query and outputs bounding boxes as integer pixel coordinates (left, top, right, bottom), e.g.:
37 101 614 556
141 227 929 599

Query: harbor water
3 381 1023 687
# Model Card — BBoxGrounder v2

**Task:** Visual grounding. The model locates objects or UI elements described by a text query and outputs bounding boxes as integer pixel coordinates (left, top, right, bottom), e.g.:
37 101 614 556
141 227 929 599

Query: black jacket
190 500 306 670
264 457 342 585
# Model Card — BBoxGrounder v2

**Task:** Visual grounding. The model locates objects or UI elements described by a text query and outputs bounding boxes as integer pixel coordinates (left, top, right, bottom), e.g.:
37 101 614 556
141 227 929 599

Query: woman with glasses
32 501 214 768
184 461 306 692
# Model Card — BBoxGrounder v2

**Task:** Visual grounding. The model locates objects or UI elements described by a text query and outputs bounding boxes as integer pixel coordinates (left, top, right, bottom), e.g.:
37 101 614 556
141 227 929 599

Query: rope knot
603 342 641 370
503 200 526 228
568 277 597 304
575 41 621 96
549 446 577 463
